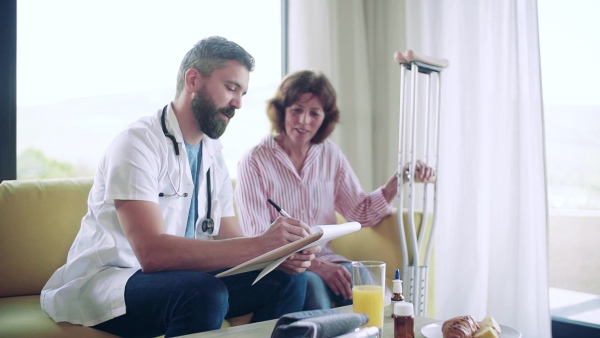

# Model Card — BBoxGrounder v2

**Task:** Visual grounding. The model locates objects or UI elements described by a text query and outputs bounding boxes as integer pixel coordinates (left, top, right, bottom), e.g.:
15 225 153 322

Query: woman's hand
381 160 437 203
309 259 353 300
279 246 320 274
413 160 436 182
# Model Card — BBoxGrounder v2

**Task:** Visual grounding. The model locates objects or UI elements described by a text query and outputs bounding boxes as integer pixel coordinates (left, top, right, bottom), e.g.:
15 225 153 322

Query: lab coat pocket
159 194 190 236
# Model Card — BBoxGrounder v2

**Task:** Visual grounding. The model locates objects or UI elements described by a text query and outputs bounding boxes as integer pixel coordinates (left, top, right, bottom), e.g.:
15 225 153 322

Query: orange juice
352 285 384 329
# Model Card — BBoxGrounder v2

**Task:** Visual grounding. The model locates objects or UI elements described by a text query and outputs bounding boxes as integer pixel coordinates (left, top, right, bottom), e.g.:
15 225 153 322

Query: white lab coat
40 104 234 326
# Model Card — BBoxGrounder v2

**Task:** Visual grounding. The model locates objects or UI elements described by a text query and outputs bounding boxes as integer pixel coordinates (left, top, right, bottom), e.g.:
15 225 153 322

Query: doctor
41 36 317 338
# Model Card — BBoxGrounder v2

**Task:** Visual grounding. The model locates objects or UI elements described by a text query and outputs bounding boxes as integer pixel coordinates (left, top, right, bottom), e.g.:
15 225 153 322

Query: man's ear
184 68 204 93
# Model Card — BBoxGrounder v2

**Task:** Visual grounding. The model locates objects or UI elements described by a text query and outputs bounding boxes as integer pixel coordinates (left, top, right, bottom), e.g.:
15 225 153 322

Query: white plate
421 322 521 338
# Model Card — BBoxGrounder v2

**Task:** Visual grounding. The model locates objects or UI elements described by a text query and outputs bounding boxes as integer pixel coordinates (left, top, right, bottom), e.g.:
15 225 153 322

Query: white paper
215 222 361 283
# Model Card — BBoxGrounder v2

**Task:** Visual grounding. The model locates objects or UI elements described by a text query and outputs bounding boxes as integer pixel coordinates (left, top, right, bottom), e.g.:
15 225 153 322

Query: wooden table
180 305 440 337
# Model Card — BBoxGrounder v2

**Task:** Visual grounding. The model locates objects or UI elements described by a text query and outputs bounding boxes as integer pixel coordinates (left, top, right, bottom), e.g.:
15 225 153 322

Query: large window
17 0 281 179
539 1 600 212
538 0 600 329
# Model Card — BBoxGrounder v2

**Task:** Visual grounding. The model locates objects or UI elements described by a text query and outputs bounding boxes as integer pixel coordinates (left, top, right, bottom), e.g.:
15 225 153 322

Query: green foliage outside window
17 148 93 179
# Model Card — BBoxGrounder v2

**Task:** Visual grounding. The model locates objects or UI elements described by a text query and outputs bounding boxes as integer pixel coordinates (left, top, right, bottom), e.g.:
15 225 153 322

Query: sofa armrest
0 178 94 298
329 213 403 284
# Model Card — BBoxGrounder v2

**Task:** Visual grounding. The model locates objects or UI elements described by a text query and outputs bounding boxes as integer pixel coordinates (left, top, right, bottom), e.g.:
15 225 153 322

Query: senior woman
234 70 435 310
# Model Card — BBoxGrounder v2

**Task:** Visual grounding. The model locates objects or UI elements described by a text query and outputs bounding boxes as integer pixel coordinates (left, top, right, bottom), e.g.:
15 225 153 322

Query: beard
190 86 235 139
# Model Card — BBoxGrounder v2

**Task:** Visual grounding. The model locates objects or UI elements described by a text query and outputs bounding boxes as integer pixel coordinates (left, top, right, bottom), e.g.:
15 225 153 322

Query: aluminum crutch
394 50 448 317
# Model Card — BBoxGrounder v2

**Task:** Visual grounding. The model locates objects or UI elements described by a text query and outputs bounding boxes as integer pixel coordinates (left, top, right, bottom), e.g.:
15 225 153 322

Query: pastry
442 315 480 338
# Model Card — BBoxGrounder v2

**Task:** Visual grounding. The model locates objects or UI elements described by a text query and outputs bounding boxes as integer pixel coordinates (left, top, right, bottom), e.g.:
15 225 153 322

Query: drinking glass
351 260 386 336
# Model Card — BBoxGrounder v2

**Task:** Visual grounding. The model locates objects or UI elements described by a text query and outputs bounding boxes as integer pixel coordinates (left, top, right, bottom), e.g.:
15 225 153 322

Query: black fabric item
271 312 369 338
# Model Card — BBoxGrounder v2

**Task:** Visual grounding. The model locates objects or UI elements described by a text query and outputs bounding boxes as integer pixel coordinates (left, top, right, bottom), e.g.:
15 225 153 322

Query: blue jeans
303 261 353 310
93 269 306 338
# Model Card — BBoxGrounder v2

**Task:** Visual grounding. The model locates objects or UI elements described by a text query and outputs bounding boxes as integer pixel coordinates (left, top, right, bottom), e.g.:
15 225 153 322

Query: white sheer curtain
288 0 551 336
406 1 551 337
288 0 407 191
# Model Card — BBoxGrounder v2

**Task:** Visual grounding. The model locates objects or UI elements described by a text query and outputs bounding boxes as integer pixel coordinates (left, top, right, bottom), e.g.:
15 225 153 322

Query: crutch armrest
393 50 449 69
405 49 449 68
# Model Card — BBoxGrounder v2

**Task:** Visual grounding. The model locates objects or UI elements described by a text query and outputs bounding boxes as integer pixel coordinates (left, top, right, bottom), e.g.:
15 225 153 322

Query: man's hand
259 217 323 274
258 216 312 253
308 258 353 300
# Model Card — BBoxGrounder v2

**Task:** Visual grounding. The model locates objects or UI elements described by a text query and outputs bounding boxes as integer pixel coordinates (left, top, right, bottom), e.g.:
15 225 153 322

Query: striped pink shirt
234 136 394 262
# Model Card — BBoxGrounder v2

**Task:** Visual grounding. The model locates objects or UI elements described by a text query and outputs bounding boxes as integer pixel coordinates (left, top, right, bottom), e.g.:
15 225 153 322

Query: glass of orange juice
351 261 386 336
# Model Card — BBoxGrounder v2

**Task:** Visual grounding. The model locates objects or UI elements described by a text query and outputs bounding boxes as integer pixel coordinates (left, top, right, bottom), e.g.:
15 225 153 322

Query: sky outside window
17 0 281 179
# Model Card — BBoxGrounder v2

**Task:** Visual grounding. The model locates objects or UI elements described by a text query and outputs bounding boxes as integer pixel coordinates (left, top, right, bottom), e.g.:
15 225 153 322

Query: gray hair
175 36 255 98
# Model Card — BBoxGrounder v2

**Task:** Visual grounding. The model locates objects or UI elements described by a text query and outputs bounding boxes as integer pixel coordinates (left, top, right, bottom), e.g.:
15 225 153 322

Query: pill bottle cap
393 302 414 316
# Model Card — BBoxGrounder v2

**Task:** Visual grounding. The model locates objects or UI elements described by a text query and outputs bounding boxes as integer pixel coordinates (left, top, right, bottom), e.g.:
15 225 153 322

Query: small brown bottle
391 269 404 317
393 301 414 338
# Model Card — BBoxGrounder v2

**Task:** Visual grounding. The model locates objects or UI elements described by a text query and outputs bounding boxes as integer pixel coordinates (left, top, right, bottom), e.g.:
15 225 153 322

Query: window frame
0 0 17 182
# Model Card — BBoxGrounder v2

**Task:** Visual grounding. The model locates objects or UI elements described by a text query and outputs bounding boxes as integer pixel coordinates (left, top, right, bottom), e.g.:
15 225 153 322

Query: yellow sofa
0 177 434 337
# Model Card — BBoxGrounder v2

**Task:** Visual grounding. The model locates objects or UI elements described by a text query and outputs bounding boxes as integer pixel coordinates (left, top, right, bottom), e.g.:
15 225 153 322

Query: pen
267 198 292 218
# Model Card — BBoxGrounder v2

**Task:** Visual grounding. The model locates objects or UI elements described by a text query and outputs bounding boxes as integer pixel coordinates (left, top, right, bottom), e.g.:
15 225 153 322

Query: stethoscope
159 105 214 234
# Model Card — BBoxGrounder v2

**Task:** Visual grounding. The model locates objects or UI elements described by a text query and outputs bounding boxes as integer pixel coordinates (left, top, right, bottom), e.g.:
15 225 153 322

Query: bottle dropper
391 268 404 316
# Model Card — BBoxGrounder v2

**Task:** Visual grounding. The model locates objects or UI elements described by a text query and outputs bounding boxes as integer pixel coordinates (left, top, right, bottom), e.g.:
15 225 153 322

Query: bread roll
442 315 480 338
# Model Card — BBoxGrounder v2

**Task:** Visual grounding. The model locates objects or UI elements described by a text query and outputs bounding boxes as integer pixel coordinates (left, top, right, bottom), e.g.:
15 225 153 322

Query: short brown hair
175 36 255 99
266 70 340 144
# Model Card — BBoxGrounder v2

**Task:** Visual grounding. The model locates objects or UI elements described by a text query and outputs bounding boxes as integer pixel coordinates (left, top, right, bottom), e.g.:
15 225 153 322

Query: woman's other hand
263 218 318 274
